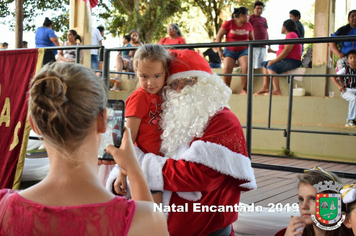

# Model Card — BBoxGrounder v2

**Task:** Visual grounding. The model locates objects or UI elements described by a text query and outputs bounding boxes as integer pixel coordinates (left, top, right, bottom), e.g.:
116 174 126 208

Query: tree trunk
15 0 24 48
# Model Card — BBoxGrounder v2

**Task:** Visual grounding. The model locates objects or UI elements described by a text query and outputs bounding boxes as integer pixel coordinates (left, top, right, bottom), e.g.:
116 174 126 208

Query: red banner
0 49 39 189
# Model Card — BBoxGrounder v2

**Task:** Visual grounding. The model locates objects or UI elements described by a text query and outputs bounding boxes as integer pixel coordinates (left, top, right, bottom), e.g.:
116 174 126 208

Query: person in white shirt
91 26 104 74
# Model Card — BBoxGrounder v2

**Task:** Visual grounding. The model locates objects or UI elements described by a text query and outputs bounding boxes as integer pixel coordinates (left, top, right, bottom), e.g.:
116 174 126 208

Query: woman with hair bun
216 7 254 94
35 17 60 65
0 63 167 236
58 29 82 63
158 23 186 45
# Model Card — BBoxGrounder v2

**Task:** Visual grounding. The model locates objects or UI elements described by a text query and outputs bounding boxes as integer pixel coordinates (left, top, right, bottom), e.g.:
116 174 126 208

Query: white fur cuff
106 164 120 193
141 153 167 191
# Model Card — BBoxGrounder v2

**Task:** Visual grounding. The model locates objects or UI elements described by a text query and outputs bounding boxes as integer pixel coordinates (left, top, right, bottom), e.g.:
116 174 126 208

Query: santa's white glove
106 164 120 193
134 146 145 166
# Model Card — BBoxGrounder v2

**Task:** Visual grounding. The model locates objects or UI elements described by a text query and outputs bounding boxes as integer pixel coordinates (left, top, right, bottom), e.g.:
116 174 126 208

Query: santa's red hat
167 49 212 85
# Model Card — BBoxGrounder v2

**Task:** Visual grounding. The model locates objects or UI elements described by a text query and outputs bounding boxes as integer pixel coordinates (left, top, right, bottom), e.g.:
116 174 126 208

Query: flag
83 0 98 8
0 48 41 189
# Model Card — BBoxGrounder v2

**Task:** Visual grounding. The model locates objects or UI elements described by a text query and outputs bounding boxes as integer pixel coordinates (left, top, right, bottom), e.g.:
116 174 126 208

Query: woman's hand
267 60 276 67
105 127 140 175
284 216 305 236
218 50 224 61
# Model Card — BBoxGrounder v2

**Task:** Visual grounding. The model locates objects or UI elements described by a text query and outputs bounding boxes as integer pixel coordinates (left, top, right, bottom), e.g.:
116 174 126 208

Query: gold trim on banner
12 48 44 189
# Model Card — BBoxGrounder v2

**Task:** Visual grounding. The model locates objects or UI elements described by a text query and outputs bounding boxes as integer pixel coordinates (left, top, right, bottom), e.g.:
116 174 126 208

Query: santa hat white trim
167 71 212 85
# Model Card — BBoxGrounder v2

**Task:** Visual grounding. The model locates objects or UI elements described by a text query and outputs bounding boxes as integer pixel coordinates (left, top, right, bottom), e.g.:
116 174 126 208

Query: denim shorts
261 58 301 74
209 62 221 68
223 48 248 60
91 54 99 70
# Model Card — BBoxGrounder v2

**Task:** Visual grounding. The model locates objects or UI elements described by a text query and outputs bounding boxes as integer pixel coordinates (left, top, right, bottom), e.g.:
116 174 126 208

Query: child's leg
152 192 162 205
341 88 356 122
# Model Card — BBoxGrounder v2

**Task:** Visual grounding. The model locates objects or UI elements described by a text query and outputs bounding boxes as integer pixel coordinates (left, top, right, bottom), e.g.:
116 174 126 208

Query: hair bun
31 72 67 111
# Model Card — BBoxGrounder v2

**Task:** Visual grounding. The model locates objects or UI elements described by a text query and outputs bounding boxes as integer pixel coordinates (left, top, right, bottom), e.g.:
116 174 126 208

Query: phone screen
98 99 125 160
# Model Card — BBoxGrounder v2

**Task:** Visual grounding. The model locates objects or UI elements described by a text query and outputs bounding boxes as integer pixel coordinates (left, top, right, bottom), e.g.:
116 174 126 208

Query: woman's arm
57 42 66 61
267 43 294 66
329 42 345 58
106 128 153 202
249 30 255 41
50 36 60 46
216 27 227 60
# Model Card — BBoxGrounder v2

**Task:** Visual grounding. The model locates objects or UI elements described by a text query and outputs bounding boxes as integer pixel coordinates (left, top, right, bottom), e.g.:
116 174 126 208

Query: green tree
0 0 69 33
190 0 269 40
99 0 186 43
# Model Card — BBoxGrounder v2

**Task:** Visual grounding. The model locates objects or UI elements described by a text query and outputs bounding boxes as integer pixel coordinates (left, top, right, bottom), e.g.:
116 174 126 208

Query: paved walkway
241 155 356 207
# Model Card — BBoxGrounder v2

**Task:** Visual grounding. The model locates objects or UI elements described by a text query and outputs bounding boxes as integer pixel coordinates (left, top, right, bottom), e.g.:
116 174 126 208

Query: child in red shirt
114 44 170 204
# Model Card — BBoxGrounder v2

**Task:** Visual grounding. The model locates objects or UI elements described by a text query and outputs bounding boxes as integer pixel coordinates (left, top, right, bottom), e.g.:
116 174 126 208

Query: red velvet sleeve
163 159 227 192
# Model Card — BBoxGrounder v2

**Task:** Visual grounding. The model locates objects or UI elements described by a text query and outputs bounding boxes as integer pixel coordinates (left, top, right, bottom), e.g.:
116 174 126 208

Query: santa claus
108 49 256 236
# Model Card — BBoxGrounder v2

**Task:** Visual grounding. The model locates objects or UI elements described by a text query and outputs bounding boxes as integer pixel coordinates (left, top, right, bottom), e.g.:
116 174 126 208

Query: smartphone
99 99 125 160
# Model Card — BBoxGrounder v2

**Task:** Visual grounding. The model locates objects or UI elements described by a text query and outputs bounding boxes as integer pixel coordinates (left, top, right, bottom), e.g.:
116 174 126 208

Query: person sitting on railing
329 10 356 72
57 30 82 63
216 6 254 94
331 49 356 128
255 19 302 96
111 29 142 91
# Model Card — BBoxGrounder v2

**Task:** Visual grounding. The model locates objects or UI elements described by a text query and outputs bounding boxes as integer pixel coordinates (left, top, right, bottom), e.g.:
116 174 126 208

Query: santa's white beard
160 75 231 158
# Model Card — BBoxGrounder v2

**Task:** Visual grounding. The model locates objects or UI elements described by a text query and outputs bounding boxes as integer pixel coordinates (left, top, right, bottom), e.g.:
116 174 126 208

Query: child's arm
332 67 346 93
331 76 345 92
114 169 128 195
125 116 142 143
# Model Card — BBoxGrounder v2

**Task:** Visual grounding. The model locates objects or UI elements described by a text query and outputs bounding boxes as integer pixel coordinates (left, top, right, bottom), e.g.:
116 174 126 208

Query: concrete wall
108 67 356 163
212 66 340 98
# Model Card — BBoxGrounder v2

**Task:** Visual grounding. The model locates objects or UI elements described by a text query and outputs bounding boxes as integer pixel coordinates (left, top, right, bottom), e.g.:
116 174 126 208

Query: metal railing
37 35 356 177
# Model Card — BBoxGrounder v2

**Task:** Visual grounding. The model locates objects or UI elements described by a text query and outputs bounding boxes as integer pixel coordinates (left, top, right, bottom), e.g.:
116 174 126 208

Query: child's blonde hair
29 63 107 158
133 44 170 78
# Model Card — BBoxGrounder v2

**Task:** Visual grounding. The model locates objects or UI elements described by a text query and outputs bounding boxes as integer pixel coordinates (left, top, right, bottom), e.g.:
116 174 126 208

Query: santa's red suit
107 49 256 236
138 107 256 236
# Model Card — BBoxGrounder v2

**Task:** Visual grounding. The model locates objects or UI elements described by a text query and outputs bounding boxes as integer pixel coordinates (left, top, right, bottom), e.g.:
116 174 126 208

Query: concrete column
311 0 335 96
70 0 91 68
313 0 333 66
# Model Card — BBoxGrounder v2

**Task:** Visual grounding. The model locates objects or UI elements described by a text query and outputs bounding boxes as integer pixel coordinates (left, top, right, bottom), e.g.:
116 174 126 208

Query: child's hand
114 169 128 196
337 84 346 93
284 216 305 236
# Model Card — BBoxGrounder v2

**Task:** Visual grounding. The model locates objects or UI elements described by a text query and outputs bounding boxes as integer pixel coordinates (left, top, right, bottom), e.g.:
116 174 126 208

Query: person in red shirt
216 7 254 94
255 19 302 95
158 24 187 45
107 49 256 235
249 1 273 69
112 44 170 205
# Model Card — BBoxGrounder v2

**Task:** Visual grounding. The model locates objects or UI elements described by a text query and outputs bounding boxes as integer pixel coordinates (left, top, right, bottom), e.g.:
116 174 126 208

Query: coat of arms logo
311 181 345 230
